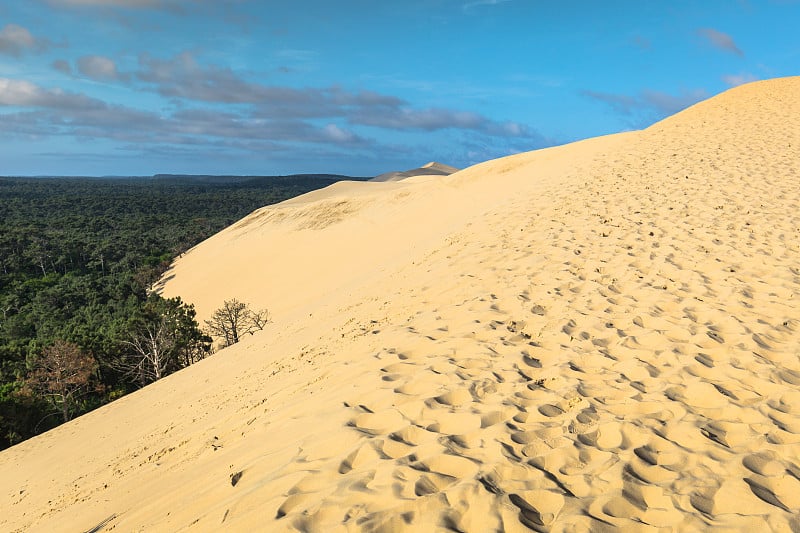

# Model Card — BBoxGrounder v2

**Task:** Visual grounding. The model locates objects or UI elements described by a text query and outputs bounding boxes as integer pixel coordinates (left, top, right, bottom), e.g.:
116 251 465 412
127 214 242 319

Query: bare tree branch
26 340 98 422
118 317 177 386
205 299 270 347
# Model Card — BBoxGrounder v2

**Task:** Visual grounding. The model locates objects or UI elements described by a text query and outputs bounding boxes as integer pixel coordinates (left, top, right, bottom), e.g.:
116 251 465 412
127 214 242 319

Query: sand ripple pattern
4 78 800 533
272 81 800 531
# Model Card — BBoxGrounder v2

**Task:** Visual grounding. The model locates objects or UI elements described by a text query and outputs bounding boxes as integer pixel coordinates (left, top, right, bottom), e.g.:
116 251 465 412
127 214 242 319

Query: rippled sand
2 77 799 532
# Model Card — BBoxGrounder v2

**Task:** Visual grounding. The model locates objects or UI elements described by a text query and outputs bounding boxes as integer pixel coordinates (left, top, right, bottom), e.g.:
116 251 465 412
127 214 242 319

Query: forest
0 174 360 449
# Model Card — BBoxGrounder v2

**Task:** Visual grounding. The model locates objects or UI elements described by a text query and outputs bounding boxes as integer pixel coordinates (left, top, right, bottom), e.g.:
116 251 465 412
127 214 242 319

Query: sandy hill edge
2 77 800 532
370 162 460 182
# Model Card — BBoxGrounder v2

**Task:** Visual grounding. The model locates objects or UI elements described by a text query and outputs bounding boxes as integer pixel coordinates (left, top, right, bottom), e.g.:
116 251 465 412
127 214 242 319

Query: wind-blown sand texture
2 77 800 532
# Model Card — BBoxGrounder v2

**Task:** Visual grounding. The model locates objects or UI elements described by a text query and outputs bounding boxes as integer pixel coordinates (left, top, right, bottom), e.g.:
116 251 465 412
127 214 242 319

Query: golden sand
2 77 799 532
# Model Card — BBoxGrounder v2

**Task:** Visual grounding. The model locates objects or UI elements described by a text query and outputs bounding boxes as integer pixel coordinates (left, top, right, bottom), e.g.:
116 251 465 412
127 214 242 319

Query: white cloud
0 77 370 148
44 0 212 14
323 124 359 143
132 52 533 138
48 0 166 7
697 28 743 56
722 73 758 87
0 24 49 56
52 59 73 75
583 87 708 124
463 0 512 11
0 78 40 105
77 55 130 82
0 77 103 109
640 89 708 115
350 105 533 138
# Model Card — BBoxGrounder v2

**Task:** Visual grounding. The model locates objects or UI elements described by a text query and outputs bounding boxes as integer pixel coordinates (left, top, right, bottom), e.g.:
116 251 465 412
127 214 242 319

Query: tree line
0 174 354 449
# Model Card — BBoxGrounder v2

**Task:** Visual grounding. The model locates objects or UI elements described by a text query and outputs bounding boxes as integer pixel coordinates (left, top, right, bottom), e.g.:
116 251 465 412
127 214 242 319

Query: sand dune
370 161 459 182
2 77 800 532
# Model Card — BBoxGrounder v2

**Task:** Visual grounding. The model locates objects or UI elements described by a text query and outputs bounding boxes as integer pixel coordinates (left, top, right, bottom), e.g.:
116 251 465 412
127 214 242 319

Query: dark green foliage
113 295 212 386
0 174 359 449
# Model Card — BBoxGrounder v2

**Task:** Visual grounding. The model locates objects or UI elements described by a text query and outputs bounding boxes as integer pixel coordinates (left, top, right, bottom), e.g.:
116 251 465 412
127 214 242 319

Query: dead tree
205 299 270 347
120 317 178 386
27 340 97 422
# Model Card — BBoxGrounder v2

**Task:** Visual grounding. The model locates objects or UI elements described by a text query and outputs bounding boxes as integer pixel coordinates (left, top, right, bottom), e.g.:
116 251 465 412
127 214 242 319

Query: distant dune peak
370 161 459 182
421 161 459 172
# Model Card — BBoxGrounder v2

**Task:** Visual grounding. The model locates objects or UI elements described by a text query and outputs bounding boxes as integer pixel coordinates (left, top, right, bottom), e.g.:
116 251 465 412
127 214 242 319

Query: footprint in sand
509 490 565 528
433 388 473 407
338 442 381 474
389 424 440 446
425 412 483 435
350 410 405 436
412 453 480 479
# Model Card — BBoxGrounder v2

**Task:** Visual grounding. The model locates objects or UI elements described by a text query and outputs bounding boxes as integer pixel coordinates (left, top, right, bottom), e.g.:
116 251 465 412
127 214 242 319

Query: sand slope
2 77 800 532
370 161 459 182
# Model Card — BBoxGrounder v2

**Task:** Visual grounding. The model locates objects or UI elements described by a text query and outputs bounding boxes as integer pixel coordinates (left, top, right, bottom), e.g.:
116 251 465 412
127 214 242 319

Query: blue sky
0 0 798 176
